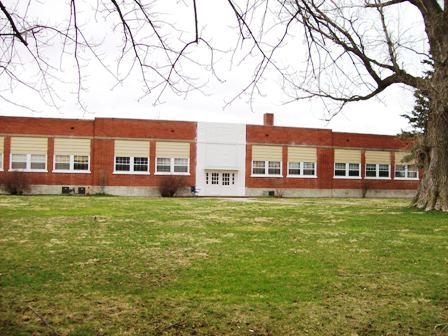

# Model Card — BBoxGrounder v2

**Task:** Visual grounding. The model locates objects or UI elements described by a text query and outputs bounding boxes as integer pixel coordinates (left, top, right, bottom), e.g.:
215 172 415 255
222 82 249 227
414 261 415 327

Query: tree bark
413 117 448 211
412 20 448 211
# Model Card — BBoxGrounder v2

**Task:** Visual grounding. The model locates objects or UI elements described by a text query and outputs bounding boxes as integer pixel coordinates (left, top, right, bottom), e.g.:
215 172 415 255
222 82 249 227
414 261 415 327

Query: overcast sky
0 0 429 135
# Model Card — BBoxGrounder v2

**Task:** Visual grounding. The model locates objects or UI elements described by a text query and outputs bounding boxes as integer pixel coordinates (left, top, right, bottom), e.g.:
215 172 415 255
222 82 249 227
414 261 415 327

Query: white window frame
211 172 219 185
365 163 391 180
53 154 91 174
0 153 3 171
287 161 317 178
222 172 230 186
251 160 282 177
113 156 150 175
333 162 361 179
394 164 419 180
9 153 47 172
155 157 190 175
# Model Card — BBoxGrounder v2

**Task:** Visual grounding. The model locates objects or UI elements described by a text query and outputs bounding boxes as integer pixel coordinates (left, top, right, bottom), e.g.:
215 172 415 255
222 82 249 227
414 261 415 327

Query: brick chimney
263 113 274 126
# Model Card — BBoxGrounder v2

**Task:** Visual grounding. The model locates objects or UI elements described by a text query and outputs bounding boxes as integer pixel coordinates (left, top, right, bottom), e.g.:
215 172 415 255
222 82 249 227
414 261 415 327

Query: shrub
274 188 285 198
361 180 370 198
158 176 188 197
1 172 31 195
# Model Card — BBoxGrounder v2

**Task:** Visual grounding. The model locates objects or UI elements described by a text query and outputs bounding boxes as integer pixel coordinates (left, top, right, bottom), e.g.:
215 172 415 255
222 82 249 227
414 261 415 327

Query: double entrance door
204 170 238 196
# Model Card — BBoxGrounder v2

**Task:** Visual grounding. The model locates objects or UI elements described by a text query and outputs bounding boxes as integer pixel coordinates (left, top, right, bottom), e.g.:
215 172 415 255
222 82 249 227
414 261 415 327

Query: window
407 165 418 179
10 153 47 171
74 156 89 171
288 162 300 175
156 157 190 175
232 173 235 185
115 157 131 171
114 156 148 173
156 158 171 172
55 155 70 170
379 164 389 178
0 153 3 170
133 157 148 172
334 163 347 177
288 162 316 177
211 172 219 184
222 173 230 185
349 163 360 177
54 154 90 172
366 164 376 177
268 161 281 175
334 163 360 178
30 155 46 170
206 172 209 184
365 163 390 179
174 158 188 173
303 162 315 176
395 164 418 179
252 161 265 175
11 154 27 170
252 161 282 176
395 164 406 178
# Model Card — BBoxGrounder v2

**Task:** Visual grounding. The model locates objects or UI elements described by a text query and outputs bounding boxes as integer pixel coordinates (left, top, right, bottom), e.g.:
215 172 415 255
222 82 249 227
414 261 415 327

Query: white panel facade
196 122 246 196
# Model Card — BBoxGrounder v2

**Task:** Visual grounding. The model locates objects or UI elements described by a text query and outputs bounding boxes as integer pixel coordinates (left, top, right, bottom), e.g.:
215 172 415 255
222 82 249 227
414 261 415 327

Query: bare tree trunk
413 67 448 211
412 9 448 212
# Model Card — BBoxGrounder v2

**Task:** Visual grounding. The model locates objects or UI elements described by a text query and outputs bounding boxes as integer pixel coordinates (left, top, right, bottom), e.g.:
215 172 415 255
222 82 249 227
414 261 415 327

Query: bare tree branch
0 1 28 46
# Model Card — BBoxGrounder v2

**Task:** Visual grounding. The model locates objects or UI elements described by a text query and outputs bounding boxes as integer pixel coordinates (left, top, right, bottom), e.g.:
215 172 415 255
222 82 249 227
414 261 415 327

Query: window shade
252 145 282 161
115 140 150 157
288 147 316 162
365 151 390 164
11 137 47 154
156 141 189 158
55 138 91 155
334 149 361 163
395 152 414 164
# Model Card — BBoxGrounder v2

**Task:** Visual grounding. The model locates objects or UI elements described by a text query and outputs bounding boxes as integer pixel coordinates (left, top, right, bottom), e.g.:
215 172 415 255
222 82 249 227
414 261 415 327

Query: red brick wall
0 116 420 192
247 125 333 146
0 116 94 136
333 132 412 149
94 118 196 139
0 116 196 188
246 125 420 190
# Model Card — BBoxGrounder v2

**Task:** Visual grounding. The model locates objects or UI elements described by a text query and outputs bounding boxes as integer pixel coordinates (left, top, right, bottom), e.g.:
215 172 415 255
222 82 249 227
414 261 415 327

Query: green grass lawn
0 196 447 335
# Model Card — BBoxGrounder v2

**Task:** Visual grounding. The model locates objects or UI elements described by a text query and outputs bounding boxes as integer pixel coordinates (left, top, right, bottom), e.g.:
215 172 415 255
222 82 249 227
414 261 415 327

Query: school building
0 114 420 197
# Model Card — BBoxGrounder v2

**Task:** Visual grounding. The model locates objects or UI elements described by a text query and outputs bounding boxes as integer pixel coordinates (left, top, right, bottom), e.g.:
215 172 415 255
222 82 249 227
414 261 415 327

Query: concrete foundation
245 188 416 198
1 184 416 198
7 184 192 197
